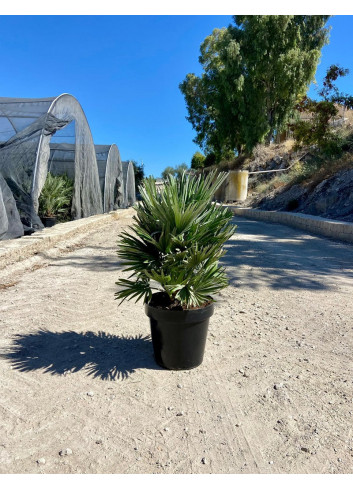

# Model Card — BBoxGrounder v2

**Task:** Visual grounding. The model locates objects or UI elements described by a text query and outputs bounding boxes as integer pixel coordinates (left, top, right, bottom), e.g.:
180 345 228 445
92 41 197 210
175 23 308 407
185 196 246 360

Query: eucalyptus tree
162 163 189 180
161 166 176 180
180 15 331 157
175 163 188 179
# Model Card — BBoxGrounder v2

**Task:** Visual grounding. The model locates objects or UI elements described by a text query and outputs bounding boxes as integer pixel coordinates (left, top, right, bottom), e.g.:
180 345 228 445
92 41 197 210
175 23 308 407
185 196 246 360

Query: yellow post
228 170 249 201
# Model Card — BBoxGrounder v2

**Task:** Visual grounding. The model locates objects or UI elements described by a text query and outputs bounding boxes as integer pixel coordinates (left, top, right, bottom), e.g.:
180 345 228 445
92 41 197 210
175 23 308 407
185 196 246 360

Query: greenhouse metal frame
0 94 135 241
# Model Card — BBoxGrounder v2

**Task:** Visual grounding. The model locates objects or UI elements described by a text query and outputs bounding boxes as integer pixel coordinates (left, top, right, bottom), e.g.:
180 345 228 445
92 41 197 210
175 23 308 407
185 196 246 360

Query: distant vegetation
161 163 188 180
132 161 145 191
180 15 331 163
191 152 205 170
290 65 353 157
178 14 353 215
247 141 352 199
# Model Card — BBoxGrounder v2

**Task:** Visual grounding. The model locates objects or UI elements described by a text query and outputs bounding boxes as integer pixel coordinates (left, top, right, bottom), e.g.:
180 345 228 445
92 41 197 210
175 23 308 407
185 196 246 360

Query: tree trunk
265 130 273 145
266 109 274 145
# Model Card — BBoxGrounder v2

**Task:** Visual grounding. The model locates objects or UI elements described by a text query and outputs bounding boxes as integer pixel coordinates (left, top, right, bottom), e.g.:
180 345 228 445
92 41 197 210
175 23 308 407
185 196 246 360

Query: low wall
228 206 353 244
0 208 135 270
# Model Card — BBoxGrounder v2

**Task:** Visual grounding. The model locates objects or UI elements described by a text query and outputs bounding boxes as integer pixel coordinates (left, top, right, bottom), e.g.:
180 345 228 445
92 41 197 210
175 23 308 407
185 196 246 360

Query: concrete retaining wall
214 171 249 202
0 208 135 270
229 206 353 244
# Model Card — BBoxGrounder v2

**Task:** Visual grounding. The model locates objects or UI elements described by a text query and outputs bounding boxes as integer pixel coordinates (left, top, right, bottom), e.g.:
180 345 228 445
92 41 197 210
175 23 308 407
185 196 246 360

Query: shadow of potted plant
39 172 74 227
115 170 236 370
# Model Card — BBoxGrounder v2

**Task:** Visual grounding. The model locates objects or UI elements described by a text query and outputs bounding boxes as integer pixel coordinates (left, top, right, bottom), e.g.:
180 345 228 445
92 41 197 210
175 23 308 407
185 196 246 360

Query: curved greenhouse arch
95 144 124 212
49 142 125 213
122 160 136 207
0 94 103 237
33 93 103 221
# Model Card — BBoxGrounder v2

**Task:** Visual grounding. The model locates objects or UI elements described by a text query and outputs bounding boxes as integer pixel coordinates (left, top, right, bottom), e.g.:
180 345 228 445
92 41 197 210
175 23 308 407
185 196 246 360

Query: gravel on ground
0 213 352 474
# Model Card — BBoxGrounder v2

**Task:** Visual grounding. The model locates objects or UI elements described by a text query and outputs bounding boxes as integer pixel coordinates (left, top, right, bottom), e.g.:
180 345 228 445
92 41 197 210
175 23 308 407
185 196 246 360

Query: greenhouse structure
122 160 136 208
0 94 135 241
95 144 124 212
48 143 125 213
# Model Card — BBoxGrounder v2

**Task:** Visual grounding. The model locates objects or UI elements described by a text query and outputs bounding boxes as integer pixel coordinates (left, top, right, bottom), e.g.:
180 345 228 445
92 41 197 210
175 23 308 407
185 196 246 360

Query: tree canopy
161 163 189 180
161 166 176 180
180 15 331 159
132 161 145 191
291 64 353 156
175 163 188 178
191 151 206 169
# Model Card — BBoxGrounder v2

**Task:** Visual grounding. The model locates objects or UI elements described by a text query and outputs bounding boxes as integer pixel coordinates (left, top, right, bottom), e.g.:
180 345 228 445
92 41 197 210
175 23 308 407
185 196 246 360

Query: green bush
320 134 344 158
340 128 353 152
291 65 353 159
203 152 217 167
191 151 206 170
115 171 236 308
289 159 322 184
39 172 74 219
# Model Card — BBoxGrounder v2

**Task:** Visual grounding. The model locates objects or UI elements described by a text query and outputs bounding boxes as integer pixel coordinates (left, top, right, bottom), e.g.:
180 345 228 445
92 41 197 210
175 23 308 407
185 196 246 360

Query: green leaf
114 171 236 308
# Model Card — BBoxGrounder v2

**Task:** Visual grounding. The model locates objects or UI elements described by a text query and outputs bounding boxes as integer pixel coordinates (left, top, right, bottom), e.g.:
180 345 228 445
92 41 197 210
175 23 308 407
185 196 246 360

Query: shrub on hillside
191 152 206 170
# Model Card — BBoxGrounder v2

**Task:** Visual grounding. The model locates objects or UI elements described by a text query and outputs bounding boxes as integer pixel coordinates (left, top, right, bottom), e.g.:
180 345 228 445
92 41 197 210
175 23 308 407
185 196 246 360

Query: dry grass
304 152 353 190
204 142 295 174
250 151 353 201
251 140 295 166
251 173 291 197
204 129 352 203
110 211 122 220
29 263 49 272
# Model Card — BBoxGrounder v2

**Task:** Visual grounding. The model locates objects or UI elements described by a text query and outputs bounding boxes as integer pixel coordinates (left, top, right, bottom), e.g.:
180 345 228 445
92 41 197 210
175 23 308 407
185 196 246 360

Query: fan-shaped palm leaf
115 170 236 308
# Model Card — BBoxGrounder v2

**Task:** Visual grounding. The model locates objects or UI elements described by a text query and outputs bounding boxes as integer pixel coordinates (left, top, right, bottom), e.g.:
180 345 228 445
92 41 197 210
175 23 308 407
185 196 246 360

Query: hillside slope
240 142 353 222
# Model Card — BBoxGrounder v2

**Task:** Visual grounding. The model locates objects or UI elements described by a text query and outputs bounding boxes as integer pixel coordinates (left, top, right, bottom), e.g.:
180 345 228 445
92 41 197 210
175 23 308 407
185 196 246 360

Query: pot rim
145 300 214 323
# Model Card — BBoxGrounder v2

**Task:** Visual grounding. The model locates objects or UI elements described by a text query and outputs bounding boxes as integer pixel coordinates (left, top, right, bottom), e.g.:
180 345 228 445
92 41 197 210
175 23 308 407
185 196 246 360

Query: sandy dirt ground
0 213 352 474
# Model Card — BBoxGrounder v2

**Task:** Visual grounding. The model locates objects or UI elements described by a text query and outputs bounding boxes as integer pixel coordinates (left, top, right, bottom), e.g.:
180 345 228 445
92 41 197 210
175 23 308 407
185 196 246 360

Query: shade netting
95 144 124 212
122 161 136 207
0 94 103 239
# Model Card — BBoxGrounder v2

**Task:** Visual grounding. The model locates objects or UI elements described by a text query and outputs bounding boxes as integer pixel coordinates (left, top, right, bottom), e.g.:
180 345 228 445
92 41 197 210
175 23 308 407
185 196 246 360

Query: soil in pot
145 292 214 370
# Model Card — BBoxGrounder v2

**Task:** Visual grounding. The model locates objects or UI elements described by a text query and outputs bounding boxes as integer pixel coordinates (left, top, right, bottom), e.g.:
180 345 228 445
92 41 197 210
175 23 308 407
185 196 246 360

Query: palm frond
39 172 74 217
115 170 236 308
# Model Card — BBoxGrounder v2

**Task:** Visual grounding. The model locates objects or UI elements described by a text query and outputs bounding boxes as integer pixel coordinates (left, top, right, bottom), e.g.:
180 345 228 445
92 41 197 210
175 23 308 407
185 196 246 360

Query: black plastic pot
145 300 214 370
41 217 57 227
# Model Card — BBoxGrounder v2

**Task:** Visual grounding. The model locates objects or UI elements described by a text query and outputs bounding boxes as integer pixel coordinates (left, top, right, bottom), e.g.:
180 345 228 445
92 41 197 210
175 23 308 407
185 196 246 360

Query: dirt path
0 214 352 474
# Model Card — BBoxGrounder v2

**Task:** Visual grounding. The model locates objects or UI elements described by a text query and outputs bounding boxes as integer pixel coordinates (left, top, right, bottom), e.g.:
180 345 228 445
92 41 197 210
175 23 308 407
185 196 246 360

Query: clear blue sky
0 15 352 177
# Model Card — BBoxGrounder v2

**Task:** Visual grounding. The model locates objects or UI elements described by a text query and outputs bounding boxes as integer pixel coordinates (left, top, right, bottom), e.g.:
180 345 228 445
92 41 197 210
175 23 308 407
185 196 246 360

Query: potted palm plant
39 172 74 227
115 171 236 370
